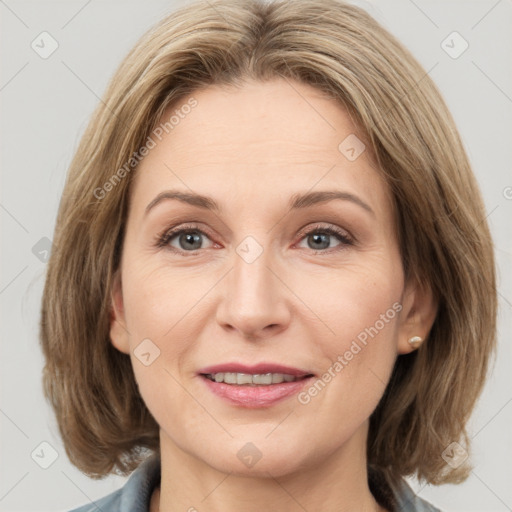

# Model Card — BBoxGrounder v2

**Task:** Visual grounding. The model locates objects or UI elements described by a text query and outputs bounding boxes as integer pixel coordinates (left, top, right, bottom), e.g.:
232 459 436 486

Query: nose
215 245 291 341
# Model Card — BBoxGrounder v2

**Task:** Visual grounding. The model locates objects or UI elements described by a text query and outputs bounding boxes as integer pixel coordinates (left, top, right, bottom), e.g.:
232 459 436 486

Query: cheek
120 260 226 401
291 260 403 413
122 259 211 339
119 262 201 396
121 263 211 437
293 259 403 349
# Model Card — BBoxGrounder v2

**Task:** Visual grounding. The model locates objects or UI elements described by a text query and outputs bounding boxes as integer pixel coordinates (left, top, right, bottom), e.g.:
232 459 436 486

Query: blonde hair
40 0 496 485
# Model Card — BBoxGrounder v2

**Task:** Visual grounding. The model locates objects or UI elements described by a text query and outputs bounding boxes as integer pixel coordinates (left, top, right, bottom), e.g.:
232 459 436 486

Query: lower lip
200 376 313 408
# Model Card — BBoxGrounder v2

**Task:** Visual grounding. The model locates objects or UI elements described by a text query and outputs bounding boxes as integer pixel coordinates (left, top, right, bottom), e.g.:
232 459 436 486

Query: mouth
201 372 310 385
198 363 315 408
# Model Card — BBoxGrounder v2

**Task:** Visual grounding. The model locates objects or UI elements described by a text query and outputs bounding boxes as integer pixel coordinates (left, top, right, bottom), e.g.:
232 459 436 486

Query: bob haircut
40 0 496 486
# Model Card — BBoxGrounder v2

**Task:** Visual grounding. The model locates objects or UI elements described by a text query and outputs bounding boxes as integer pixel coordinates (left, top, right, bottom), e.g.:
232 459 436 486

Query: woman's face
110 78 420 477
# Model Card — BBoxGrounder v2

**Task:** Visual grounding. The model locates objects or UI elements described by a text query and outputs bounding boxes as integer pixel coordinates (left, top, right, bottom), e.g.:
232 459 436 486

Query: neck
153 423 385 512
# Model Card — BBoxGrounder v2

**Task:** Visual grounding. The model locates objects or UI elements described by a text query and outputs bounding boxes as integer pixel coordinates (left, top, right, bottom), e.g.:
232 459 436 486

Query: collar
79 453 440 512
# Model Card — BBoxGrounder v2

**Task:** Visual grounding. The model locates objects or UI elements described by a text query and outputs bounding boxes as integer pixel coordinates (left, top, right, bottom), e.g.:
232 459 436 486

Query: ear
397 278 438 355
109 270 130 354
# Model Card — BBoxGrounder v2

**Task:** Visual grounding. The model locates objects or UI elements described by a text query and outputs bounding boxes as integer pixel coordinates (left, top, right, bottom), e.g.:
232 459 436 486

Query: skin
110 78 437 512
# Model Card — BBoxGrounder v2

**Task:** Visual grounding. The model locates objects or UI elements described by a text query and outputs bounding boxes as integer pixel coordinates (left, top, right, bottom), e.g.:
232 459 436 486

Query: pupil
309 233 329 250
181 232 201 250
177 232 331 251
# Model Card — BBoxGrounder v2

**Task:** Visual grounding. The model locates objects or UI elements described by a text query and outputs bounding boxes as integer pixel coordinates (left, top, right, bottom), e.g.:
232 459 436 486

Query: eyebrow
145 189 374 217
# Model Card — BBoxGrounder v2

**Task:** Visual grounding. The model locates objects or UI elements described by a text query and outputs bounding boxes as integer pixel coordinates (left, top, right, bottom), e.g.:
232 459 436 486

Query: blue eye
297 227 353 251
158 227 213 252
156 223 353 255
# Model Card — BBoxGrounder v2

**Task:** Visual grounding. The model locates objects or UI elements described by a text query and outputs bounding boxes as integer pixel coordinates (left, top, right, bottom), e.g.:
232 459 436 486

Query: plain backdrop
1 1 511 511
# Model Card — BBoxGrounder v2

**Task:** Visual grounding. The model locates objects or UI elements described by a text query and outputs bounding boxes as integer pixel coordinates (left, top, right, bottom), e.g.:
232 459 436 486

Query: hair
40 0 496 486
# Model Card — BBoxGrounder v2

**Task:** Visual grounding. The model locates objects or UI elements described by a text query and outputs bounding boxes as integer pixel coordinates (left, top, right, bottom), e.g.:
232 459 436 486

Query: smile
198 364 315 408
202 372 305 385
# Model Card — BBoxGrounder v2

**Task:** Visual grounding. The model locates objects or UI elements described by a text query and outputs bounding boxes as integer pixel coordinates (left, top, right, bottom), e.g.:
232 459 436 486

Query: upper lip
198 363 314 377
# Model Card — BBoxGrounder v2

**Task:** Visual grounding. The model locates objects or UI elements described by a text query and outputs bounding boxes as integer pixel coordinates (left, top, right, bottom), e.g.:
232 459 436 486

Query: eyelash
155 222 354 256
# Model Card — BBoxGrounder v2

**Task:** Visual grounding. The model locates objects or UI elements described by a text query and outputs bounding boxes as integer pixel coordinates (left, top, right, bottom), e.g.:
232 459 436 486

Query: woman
39 0 497 511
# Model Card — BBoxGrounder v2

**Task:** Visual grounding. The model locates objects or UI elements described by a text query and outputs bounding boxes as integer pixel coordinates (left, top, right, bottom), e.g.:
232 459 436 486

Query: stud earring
408 336 423 349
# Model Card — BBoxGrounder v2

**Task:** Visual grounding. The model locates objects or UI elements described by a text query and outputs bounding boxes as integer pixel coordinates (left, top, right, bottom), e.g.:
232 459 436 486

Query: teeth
272 373 284 384
237 373 253 385
223 372 237 384
205 372 302 386
253 373 272 385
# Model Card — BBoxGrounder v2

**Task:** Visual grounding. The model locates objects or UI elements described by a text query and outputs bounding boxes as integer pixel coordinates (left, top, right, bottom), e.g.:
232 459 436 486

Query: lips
199 363 312 377
198 363 315 408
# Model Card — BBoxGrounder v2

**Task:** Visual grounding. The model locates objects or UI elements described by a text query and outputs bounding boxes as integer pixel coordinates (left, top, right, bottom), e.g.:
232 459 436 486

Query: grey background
1 0 511 511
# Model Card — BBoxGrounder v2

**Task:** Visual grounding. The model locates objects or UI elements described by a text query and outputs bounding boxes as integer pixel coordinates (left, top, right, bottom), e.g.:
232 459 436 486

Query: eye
296 225 353 252
156 224 214 253
155 223 354 255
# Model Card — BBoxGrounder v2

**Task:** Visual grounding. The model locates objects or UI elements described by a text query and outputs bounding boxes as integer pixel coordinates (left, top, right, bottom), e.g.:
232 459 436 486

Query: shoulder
390 478 442 512
68 454 161 512
370 466 442 512
68 489 122 512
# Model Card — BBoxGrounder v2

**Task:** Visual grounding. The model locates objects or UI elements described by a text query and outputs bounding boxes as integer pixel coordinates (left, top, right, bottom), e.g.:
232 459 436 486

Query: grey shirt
69 455 441 512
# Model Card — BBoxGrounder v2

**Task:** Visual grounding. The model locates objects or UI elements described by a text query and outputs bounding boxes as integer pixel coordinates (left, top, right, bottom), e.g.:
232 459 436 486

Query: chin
191 434 319 478
210 451 305 479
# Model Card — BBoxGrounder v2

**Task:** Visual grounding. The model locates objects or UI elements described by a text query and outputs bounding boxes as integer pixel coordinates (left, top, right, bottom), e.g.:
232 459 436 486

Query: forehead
130 78 391 218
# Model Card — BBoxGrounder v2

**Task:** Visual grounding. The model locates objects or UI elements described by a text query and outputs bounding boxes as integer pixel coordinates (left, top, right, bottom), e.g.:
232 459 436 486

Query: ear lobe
109 270 130 354
397 279 438 355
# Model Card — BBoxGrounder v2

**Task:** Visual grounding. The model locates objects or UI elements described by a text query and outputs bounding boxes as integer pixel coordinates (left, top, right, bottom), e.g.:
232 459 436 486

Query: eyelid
155 223 216 251
294 223 354 253
295 222 353 242
155 221 355 254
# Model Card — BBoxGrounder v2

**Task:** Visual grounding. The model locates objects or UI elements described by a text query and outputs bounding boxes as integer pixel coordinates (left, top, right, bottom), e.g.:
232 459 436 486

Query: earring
408 336 423 349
